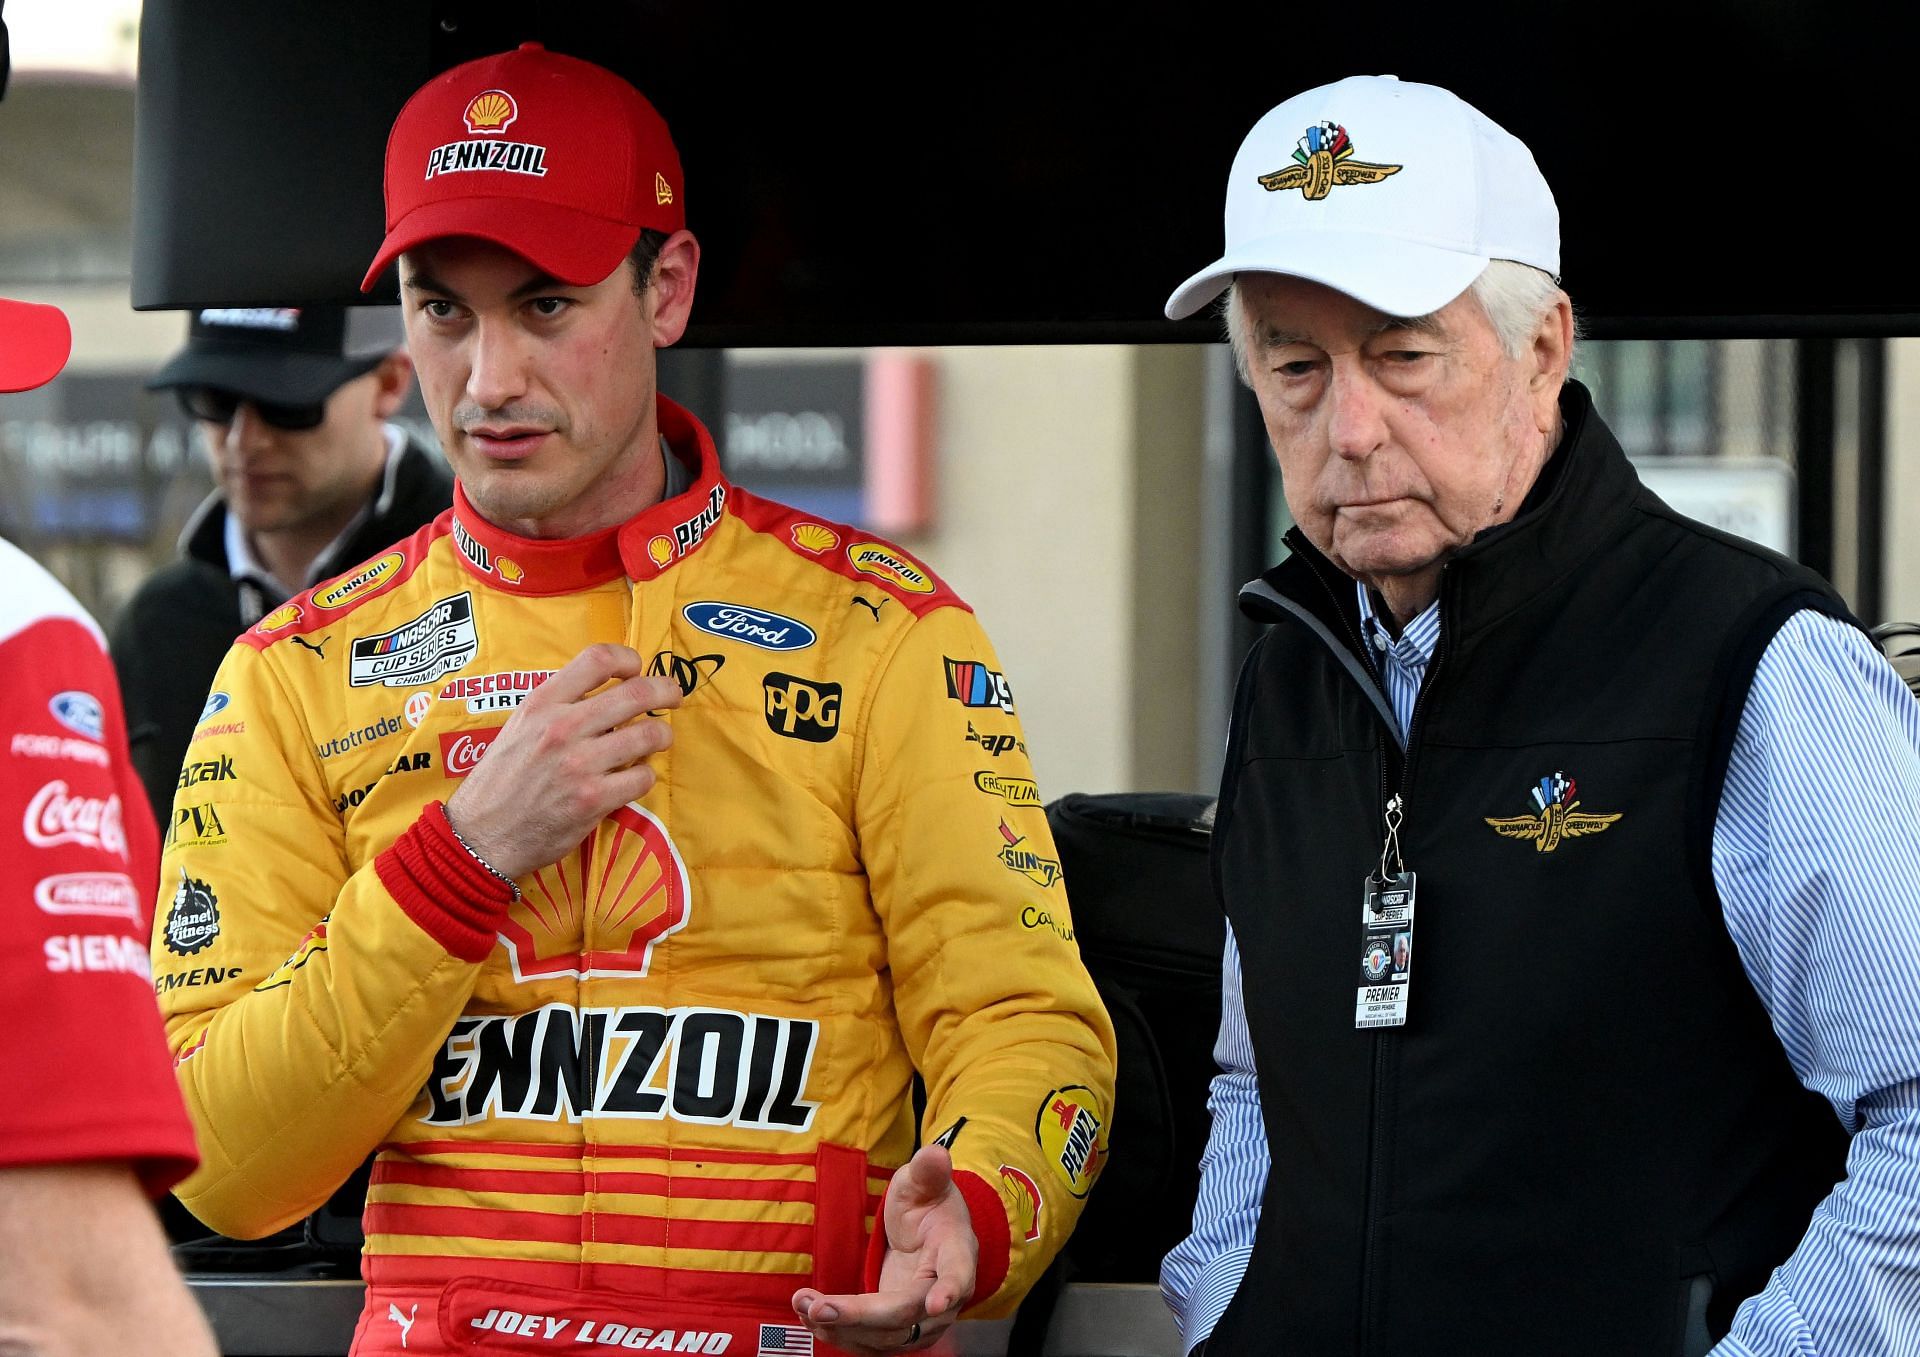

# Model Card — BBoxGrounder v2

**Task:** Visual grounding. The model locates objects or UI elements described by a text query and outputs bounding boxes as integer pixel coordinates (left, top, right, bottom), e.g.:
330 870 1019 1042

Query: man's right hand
445 644 681 881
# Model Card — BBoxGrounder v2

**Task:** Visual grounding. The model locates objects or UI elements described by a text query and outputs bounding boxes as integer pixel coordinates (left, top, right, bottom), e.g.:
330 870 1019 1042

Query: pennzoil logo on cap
1258 122 1401 201
462 89 519 135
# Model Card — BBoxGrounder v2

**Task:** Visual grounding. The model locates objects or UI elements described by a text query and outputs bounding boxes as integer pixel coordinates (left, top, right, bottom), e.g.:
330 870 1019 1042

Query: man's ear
370 351 414 419
645 230 702 349
1529 294 1574 434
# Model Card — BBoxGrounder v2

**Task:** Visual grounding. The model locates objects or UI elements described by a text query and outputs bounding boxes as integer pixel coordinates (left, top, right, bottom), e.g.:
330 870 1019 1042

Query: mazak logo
462 88 518 134
441 726 503 778
682 602 816 653
1035 1086 1106 1197
1257 122 1402 201
179 760 237 790
424 1001 818 1132
966 722 1026 758
974 772 1040 806
997 817 1061 888
503 803 690 980
763 673 841 743
647 651 724 698
349 593 479 688
314 551 404 610
24 782 126 861
848 542 935 594
945 657 1015 714
439 669 554 714
34 872 141 924
164 802 228 850
49 691 104 742
164 871 221 956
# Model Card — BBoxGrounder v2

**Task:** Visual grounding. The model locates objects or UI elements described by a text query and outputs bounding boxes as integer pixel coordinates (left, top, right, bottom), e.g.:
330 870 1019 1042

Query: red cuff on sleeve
374 800 514 962
861 1168 1012 1311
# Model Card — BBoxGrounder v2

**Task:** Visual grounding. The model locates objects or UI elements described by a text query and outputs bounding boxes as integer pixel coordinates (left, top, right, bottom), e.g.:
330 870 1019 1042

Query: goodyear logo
1035 1087 1107 1198
848 542 934 594
975 772 1040 806
314 552 404 610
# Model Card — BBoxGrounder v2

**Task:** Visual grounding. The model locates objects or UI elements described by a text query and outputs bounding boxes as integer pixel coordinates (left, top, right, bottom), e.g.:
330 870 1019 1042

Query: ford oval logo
198 691 232 724
682 602 816 653
50 691 104 742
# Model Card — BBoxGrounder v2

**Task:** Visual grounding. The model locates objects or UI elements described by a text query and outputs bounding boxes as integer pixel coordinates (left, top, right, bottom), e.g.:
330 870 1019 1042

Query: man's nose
226 401 275 454
466 319 531 410
1325 361 1389 461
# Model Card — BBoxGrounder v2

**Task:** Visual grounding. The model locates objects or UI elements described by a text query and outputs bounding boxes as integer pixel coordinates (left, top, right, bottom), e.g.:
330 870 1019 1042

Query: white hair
1221 259 1572 384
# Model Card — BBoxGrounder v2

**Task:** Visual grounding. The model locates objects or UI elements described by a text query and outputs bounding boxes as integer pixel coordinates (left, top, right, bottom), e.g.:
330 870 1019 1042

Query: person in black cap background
110 303 451 833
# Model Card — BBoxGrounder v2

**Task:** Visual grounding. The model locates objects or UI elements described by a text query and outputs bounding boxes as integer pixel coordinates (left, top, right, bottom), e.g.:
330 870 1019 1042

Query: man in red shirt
0 296 215 1355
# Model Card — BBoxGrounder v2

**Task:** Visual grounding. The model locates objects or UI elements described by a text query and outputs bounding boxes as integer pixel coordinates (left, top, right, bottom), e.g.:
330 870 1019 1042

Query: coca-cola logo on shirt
23 780 127 861
439 726 504 778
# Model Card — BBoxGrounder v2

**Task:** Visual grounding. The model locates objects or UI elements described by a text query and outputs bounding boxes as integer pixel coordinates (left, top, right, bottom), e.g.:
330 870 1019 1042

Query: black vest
1210 383 1851 1357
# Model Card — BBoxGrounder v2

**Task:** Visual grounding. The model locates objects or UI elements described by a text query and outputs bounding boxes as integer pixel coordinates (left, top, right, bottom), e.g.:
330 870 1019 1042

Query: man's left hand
791 1144 977 1355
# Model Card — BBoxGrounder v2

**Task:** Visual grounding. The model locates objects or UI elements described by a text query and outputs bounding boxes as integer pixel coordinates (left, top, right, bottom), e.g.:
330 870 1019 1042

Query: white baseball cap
1164 75 1559 321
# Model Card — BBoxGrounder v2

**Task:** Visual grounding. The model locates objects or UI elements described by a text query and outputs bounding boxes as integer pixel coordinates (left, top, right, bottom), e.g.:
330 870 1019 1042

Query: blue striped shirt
1160 586 1920 1355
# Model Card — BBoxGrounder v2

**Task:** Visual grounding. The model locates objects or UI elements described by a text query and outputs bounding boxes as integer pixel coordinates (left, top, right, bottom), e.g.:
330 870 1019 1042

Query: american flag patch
758 1324 814 1357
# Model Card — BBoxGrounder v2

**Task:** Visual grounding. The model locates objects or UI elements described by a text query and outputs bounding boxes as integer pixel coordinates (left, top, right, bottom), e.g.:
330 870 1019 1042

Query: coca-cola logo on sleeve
440 726 504 778
23 780 127 861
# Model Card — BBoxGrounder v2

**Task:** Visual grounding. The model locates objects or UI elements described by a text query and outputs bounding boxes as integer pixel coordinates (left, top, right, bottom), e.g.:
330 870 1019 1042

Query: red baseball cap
0 298 72 394
362 43 685 292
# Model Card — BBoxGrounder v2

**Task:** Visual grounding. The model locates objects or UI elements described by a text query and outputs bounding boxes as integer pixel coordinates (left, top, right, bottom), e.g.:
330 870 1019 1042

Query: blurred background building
3 0 1912 808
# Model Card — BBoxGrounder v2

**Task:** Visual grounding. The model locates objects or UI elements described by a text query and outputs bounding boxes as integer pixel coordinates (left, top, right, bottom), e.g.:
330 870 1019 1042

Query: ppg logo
763 673 841 743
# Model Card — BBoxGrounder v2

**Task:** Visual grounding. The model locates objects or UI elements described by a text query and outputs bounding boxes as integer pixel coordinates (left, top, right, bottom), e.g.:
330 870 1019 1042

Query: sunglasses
176 386 326 431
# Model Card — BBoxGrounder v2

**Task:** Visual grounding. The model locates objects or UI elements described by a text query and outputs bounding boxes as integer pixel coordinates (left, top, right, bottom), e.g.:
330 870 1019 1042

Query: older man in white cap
1160 75 1920 1356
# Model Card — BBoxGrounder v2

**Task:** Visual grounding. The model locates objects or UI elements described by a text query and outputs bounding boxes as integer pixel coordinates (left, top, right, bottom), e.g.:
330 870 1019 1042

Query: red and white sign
440 727 503 778
23 781 127 861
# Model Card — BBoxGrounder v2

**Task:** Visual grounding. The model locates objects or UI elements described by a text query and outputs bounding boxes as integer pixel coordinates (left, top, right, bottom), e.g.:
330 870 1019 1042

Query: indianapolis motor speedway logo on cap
430 90 548 180
1257 122 1402 201
349 593 480 689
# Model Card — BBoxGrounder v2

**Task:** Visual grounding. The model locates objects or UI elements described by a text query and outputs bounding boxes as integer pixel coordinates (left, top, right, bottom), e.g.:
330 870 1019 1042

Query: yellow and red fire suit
152 397 1115 1356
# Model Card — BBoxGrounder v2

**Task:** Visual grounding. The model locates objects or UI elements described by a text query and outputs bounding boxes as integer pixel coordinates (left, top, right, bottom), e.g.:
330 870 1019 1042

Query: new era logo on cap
362 43 687 291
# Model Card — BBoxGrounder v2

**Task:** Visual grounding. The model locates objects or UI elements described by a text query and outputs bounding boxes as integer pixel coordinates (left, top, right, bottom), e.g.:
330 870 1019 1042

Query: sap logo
763 673 841 743
155 965 243 993
164 802 228 850
49 691 104 742
335 751 434 812
178 754 236 789
23 782 126 861
944 657 1015 714
682 602 816 653
424 1002 820 1131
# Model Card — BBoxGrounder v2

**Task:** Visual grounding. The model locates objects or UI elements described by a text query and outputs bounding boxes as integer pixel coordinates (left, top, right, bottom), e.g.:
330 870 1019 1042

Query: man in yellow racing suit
151 43 1114 1357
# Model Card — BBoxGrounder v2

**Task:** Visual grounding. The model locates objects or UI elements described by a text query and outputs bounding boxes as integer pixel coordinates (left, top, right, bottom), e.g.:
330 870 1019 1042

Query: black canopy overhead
132 0 1920 344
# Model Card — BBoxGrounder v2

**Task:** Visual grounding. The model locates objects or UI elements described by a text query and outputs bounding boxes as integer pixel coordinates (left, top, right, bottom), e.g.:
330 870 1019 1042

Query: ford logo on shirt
198 692 231 724
49 691 104 742
682 602 817 653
